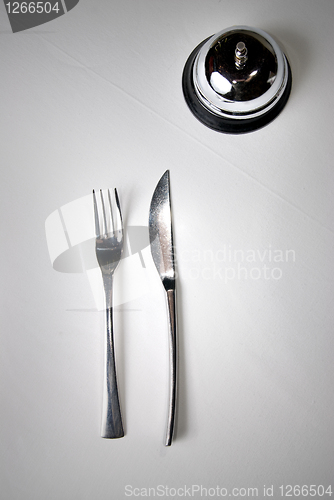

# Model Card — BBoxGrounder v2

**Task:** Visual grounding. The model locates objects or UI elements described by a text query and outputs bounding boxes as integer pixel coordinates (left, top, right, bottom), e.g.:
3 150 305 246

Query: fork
93 188 124 439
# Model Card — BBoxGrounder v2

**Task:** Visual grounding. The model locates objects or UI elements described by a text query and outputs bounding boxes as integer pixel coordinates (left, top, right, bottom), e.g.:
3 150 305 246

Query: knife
149 170 177 446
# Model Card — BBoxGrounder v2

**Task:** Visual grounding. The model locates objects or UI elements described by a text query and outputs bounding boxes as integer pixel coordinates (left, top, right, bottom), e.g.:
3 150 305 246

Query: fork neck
102 274 114 310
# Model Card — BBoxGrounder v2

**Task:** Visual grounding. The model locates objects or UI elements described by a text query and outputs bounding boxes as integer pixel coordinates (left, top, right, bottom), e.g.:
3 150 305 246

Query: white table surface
1 1 333 499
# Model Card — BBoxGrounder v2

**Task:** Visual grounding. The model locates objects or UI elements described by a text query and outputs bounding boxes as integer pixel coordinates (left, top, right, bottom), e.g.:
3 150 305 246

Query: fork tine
107 189 115 234
93 190 100 238
114 188 123 234
100 189 108 236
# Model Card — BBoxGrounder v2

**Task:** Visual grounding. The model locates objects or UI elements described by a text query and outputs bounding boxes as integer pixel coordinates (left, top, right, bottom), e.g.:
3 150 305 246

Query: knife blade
149 170 177 446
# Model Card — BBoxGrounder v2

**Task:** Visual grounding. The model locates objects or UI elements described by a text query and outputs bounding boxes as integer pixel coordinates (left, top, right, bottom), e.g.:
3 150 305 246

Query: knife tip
162 169 170 183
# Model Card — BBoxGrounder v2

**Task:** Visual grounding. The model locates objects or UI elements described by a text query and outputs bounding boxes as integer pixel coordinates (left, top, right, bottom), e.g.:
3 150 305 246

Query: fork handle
101 306 124 439
165 288 177 446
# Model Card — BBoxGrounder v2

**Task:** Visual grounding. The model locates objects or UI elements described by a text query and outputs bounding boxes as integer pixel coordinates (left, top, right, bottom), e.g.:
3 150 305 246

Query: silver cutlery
149 170 177 446
93 188 124 439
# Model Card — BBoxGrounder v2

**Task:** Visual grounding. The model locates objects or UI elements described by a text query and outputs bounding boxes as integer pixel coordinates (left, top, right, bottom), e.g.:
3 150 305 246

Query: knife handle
101 306 124 439
165 288 177 446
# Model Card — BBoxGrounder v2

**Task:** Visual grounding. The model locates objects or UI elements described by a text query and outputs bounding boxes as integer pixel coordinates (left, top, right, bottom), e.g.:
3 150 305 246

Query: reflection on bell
182 26 292 134
210 72 233 95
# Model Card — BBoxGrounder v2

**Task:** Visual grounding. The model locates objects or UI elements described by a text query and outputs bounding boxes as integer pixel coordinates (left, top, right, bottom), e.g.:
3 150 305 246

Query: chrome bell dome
182 26 292 133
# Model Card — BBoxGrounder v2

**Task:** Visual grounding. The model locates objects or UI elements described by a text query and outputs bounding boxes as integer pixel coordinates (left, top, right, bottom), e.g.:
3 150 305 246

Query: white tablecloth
1 1 333 498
